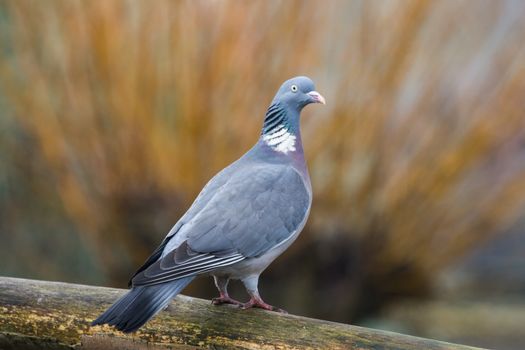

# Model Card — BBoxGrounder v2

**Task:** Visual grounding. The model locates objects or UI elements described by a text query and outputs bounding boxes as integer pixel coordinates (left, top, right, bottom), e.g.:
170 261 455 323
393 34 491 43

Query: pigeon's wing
131 164 310 287
186 165 310 256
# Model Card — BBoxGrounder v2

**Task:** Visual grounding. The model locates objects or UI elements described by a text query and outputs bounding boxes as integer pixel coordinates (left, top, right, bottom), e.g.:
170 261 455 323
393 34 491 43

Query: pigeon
91 76 325 333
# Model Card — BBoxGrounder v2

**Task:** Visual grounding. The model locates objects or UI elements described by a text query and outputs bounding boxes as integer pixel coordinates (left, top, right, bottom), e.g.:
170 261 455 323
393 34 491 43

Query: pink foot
212 293 243 306
241 297 288 313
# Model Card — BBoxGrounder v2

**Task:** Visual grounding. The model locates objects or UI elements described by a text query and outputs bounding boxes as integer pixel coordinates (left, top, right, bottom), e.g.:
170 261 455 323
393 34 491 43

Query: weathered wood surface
0 276 484 350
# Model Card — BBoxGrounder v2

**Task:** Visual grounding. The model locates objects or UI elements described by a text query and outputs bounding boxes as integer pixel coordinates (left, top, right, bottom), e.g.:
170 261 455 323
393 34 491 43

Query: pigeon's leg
211 275 243 306
240 275 287 313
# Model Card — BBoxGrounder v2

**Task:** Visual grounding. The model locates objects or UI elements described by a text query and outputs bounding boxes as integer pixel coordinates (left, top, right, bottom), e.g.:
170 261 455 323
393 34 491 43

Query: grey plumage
92 76 325 332
92 277 194 333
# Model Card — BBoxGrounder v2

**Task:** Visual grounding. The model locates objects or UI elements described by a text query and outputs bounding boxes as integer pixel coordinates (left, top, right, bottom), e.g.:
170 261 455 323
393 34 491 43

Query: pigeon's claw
240 297 288 314
212 292 243 306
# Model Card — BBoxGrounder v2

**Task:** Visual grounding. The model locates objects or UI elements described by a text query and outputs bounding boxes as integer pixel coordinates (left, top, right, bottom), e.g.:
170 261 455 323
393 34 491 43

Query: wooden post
0 277 484 349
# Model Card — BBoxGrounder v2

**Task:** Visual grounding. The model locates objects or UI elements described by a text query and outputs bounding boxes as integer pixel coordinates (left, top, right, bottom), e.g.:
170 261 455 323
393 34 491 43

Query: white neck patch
263 124 296 154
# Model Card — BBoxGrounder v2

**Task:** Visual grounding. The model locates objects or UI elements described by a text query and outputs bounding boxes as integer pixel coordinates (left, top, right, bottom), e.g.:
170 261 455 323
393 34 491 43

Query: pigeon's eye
290 84 298 93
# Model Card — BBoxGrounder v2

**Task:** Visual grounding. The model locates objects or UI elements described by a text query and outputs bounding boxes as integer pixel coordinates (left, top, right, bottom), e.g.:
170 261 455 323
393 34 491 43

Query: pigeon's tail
91 277 194 333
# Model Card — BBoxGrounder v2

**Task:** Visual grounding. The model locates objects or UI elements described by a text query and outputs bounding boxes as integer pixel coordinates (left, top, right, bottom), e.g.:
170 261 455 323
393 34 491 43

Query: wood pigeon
92 76 325 333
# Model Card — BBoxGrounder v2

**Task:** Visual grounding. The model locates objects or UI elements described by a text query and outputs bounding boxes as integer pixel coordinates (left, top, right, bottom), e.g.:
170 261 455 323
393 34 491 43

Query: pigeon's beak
307 91 326 105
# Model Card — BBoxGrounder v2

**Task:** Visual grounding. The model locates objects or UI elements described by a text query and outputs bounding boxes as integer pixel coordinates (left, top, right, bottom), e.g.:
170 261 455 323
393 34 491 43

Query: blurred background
1 1 525 348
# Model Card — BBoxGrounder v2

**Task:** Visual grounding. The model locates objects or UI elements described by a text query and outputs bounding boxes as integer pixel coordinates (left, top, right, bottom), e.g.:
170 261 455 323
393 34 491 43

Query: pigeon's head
272 76 326 111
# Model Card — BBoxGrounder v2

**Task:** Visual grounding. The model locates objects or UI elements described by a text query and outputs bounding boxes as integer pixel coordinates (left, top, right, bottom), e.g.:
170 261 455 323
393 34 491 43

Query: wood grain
0 277 484 349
